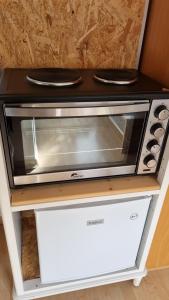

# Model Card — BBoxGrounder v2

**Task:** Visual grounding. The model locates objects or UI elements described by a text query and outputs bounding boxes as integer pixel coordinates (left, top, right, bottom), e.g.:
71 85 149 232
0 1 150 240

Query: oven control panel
137 99 169 174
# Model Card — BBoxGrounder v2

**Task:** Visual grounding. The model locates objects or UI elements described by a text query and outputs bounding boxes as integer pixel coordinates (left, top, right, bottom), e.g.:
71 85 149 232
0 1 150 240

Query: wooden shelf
12 176 160 207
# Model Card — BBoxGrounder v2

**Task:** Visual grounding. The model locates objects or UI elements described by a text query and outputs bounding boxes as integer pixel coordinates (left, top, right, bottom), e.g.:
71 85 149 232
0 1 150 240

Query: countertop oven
0 68 169 187
3 99 169 186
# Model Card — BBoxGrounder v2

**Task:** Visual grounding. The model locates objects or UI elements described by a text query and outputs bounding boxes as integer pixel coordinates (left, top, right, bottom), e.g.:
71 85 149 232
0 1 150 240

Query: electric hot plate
26 68 82 87
93 69 138 85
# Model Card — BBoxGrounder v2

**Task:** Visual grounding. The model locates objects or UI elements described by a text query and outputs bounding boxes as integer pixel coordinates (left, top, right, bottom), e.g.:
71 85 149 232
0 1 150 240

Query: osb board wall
0 0 146 68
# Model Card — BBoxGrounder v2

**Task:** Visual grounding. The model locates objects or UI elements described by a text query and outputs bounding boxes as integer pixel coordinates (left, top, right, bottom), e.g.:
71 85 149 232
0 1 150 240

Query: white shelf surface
13 268 147 300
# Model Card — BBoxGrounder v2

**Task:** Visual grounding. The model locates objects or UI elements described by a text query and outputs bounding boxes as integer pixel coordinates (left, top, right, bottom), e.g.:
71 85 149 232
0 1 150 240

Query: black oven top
0 68 169 104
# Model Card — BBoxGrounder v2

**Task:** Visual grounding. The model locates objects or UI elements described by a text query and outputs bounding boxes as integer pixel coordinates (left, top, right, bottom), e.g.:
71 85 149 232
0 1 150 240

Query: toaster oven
2 99 169 186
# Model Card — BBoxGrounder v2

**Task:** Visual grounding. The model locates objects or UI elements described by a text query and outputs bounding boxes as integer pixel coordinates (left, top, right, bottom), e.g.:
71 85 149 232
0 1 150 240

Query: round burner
94 69 138 85
26 68 82 87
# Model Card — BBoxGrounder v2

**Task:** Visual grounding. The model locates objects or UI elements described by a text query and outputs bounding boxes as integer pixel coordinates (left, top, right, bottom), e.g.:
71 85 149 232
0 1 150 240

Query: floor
1 225 169 300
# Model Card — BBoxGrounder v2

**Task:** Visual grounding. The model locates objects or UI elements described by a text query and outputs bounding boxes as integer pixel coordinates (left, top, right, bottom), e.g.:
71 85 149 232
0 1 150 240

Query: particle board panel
11 176 160 207
21 213 40 280
0 0 146 68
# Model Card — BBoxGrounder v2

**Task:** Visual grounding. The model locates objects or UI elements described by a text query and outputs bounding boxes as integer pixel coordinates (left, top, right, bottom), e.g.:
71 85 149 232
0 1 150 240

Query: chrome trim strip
94 75 137 85
5 103 150 117
6 100 150 108
14 165 136 185
26 75 82 87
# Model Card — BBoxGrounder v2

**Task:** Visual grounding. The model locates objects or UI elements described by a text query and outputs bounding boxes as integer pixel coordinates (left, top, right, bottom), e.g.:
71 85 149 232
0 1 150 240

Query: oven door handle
5 103 150 117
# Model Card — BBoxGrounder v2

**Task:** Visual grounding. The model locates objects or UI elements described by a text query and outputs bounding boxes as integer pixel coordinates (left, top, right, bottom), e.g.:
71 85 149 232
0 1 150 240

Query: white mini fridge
35 196 151 284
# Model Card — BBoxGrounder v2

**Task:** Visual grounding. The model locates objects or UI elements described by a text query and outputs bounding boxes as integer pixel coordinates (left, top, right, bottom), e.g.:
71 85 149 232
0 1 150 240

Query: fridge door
35 196 151 284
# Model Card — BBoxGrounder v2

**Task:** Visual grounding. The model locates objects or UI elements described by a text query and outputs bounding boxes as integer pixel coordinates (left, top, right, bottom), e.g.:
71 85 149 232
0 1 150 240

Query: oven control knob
144 155 157 169
150 123 165 139
147 140 160 154
155 105 169 120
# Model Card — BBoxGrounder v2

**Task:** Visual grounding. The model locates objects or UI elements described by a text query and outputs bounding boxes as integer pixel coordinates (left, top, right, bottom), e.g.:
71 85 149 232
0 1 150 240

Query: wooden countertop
11 175 160 207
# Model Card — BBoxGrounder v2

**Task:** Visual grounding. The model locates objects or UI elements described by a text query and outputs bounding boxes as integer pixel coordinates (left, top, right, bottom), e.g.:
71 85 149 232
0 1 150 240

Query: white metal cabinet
35 196 151 284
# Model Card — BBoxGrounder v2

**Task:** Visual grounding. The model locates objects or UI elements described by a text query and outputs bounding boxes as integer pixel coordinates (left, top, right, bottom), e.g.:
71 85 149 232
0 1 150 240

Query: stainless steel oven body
3 99 169 186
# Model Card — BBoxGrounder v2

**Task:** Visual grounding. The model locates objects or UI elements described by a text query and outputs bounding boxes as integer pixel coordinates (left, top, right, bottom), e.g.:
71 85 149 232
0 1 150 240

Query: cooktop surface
0 68 168 103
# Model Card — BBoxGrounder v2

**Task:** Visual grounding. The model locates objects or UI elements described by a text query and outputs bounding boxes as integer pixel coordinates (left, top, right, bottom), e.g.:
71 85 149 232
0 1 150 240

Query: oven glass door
5 102 149 184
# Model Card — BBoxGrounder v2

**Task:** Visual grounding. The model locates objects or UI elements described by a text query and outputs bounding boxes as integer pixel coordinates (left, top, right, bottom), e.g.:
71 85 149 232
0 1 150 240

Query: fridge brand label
87 219 104 226
130 213 138 220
